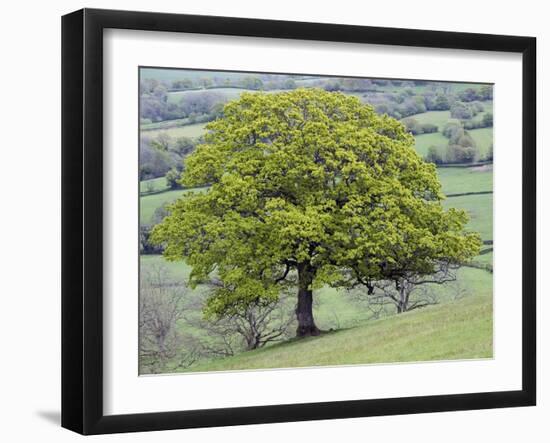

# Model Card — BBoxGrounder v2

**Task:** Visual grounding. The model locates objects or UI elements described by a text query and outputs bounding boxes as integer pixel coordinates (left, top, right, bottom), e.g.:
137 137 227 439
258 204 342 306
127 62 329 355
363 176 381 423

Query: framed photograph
62 8 536 435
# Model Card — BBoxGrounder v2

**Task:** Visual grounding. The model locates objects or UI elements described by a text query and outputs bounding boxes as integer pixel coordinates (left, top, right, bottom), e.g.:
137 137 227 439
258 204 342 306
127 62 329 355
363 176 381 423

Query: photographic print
138 68 494 375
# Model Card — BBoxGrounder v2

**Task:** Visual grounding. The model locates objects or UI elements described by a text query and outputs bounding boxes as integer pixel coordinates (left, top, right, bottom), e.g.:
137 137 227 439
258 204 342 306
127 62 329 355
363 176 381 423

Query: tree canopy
152 88 481 337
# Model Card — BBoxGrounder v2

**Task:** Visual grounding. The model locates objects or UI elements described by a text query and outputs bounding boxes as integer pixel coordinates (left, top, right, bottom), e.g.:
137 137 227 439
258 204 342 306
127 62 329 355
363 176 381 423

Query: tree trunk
295 262 320 337
396 279 408 314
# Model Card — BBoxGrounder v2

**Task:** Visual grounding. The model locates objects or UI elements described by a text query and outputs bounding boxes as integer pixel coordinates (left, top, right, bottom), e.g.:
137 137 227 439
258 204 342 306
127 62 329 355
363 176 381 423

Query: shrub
442 121 463 139
479 85 493 100
139 140 175 180
446 144 477 163
401 117 422 135
140 225 165 254
165 168 182 190
171 136 196 156
482 112 493 127
425 145 444 164
433 93 450 110
420 123 438 134
450 102 473 119
458 88 480 102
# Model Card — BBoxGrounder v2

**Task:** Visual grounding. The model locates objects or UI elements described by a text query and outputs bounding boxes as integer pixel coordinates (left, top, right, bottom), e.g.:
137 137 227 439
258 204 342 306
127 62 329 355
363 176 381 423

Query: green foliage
479 85 493 100
152 89 481 327
458 87 480 102
284 78 297 89
437 165 493 195
413 132 448 158
482 112 493 127
402 117 422 135
450 101 473 119
433 93 450 110
420 123 438 133
241 76 264 90
402 118 438 135
171 136 196 156
165 168 182 190
469 128 493 158
426 145 444 164
446 144 478 163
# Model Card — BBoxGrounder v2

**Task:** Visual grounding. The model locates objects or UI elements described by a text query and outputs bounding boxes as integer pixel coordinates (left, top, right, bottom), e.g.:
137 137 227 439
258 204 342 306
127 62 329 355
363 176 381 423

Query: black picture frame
62 8 536 435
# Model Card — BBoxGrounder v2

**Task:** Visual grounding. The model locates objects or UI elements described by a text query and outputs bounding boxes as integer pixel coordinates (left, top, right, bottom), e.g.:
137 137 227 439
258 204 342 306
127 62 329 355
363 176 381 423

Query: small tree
446 144 477 163
402 117 422 135
450 102 473 119
201 281 295 350
433 93 450 110
482 112 493 127
420 123 438 134
479 85 493 100
144 180 155 193
363 263 458 314
139 265 197 373
458 88 480 102
425 145 443 164
172 136 196 156
442 121 463 139
165 168 182 190
284 78 297 90
151 132 172 151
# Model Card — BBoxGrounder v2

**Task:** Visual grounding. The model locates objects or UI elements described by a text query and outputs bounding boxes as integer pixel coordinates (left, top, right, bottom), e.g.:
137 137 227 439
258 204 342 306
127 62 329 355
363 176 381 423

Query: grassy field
141 68 247 82
438 165 493 195
140 188 208 224
167 87 288 105
443 193 493 242
138 76 494 374
184 289 492 372
142 122 207 139
474 250 493 266
408 110 453 131
469 127 493 157
140 177 169 194
166 88 252 104
141 117 191 131
413 132 448 158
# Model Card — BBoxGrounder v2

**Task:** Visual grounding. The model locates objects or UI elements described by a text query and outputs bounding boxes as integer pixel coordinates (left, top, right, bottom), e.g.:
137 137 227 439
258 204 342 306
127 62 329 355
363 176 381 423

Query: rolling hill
183 292 493 373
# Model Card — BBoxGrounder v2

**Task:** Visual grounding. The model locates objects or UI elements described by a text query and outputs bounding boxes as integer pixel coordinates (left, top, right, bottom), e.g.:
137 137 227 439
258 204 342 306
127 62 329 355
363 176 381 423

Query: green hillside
414 132 448 158
142 122 207 139
185 292 492 373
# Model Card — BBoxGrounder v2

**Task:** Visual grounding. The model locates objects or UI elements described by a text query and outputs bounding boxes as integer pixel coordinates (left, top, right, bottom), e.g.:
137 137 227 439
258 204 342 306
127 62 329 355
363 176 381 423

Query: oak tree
152 89 480 337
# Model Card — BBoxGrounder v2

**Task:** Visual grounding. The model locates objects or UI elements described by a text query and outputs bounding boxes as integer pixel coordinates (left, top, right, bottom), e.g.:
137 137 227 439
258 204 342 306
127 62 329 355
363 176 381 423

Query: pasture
138 76 494 374
438 165 493 195
409 110 453 131
142 254 491 328
140 176 169 194
141 68 247 82
469 127 493 157
140 187 208 225
443 192 493 242
167 87 250 104
414 132 448 158
183 288 492 373
142 122 207 139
